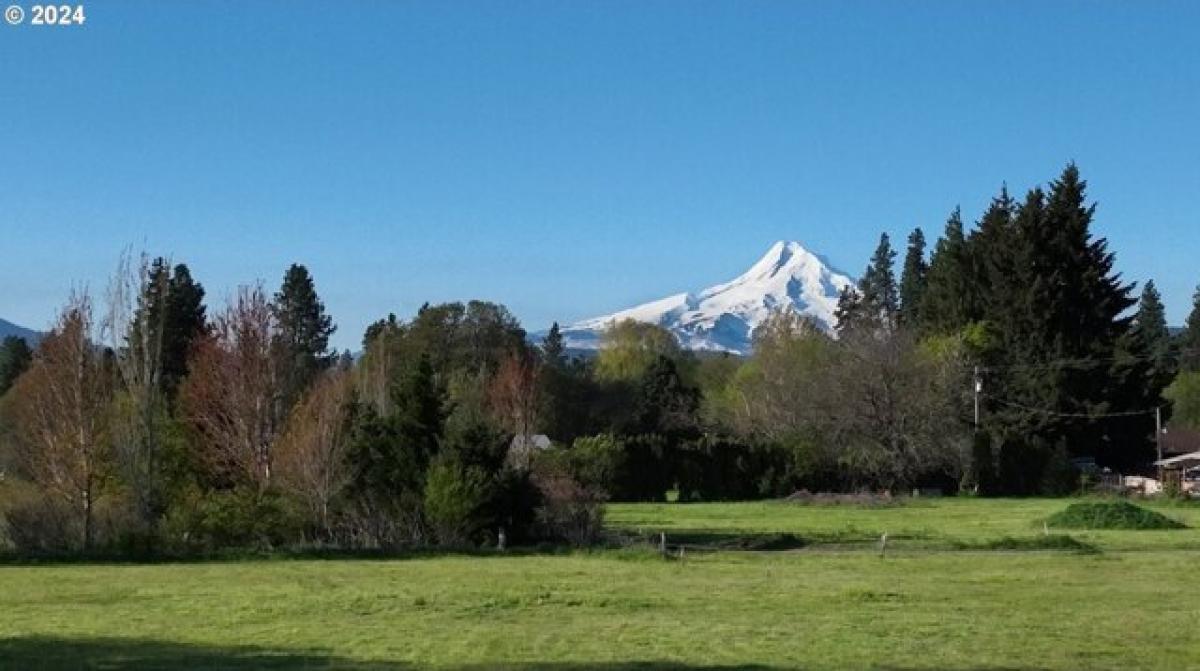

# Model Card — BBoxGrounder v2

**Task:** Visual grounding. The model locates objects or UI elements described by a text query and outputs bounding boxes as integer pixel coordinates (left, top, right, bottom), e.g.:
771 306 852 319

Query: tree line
2 164 1200 556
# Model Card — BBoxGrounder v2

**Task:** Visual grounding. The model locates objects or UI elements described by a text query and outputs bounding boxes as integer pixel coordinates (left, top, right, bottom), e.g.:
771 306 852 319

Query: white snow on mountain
554 241 854 355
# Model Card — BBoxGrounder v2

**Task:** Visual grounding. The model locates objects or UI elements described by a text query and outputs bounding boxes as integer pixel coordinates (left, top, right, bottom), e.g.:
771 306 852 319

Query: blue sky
2 1 1198 350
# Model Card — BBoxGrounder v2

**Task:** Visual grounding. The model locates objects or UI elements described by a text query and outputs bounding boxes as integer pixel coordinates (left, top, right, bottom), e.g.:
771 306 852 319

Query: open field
3 498 1200 670
606 497 1200 551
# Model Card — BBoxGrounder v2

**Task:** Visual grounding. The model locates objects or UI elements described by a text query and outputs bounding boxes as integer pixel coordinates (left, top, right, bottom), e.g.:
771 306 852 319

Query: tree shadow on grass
0 637 799 670
0 636 409 670
0 637 1055 671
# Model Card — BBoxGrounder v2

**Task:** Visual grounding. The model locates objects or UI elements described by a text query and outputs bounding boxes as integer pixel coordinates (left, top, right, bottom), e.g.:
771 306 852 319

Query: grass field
2 498 1199 670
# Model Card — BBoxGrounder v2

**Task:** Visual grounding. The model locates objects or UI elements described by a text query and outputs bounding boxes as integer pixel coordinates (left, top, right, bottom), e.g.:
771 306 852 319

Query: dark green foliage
964 167 1140 473
0 335 33 397
1181 286 1200 373
273 264 336 412
839 233 898 335
995 438 1047 496
863 233 899 321
967 187 1016 326
1046 501 1186 530
161 263 207 395
404 301 526 380
164 488 303 551
423 455 492 546
898 228 928 327
1132 280 1172 374
542 322 566 367
629 356 699 437
674 435 812 502
833 286 865 337
558 434 627 495
968 431 998 495
347 356 445 502
920 208 976 334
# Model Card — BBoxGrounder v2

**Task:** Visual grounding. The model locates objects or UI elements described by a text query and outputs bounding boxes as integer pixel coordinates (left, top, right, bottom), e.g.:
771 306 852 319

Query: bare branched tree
826 330 969 490
489 350 541 441
8 291 113 549
275 368 353 538
104 250 170 529
180 284 282 492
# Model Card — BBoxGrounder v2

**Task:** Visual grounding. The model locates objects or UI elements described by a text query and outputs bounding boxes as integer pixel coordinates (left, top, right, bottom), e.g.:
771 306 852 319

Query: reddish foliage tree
180 285 282 492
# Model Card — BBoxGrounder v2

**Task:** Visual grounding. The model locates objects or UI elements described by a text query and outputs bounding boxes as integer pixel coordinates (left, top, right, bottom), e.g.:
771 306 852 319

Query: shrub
3 493 80 554
563 434 625 493
2 491 140 556
1046 501 1186 530
163 487 303 551
531 462 606 546
423 456 490 546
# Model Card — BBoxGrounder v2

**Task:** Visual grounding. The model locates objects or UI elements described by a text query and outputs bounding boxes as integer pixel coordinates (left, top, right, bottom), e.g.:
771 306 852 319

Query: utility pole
1155 406 1164 478
973 366 982 433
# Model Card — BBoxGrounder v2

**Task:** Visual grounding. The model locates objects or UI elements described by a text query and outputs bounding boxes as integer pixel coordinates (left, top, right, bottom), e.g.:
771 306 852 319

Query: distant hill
0 318 41 346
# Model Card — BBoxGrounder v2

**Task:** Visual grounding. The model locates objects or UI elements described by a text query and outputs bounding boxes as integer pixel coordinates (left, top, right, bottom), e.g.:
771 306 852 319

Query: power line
972 346 1200 374
980 392 1158 420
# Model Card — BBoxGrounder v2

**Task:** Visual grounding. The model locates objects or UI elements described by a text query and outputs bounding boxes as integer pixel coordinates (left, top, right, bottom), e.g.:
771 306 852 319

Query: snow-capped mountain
556 241 854 355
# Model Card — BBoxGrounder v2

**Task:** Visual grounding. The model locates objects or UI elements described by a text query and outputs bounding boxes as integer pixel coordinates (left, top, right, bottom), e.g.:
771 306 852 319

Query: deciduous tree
8 293 113 550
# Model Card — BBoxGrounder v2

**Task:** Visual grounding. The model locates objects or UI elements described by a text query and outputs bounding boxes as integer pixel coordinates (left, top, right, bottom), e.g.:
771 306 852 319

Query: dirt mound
1046 501 1186 530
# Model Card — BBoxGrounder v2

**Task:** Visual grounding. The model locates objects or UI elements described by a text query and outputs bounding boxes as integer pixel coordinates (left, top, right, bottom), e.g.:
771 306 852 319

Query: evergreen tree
273 264 336 412
898 227 928 328
969 187 1017 327
1181 285 1200 373
345 355 446 543
862 233 899 325
982 165 1137 471
0 335 33 397
921 208 975 334
384 354 445 475
630 355 700 437
542 322 566 367
1130 280 1174 385
834 286 866 337
836 234 899 337
162 263 207 394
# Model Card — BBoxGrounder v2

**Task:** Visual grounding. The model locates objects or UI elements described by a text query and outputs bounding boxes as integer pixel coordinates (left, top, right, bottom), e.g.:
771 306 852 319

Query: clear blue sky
3 1 1198 350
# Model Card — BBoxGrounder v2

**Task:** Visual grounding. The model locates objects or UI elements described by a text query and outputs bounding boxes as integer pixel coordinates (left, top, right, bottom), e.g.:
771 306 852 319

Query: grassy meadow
3 498 1200 670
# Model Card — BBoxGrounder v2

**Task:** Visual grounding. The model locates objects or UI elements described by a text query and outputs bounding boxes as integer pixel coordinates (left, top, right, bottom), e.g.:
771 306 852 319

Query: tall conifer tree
898 228 928 328
273 264 336 413
920 208 973 334
1180 286 1200 373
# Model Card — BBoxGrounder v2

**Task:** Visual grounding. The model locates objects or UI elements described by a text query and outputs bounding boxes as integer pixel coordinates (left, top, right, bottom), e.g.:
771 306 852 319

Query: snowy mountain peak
555 241 854 355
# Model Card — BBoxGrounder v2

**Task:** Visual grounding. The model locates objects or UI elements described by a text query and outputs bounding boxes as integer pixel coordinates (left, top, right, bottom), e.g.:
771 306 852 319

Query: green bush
1046 501 1186 530
163 487 303 551
423 456 490 546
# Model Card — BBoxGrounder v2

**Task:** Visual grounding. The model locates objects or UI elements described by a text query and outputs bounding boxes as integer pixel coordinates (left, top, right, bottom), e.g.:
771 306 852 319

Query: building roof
509 434 552 451
1162 427 1200 457
1154 450 1200 467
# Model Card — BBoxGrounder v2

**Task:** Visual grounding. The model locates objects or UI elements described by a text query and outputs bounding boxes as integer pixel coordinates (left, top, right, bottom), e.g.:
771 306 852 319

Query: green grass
1045 501 1187 530
606 497 1200 551
3 498 1200 669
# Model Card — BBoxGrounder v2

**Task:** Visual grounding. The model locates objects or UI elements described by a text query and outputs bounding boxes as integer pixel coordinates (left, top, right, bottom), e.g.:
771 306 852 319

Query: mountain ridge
0 318 41 345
